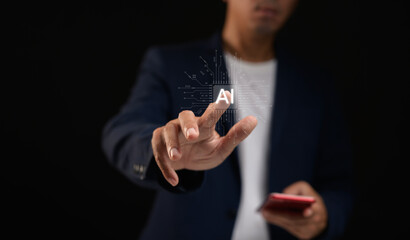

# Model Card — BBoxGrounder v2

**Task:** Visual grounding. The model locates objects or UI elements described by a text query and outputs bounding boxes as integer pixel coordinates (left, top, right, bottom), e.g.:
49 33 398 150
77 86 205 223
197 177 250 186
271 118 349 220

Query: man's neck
222 25 275 62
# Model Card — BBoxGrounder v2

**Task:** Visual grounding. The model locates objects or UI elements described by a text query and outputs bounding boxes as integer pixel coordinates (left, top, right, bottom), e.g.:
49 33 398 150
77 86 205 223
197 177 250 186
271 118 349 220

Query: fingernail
186 128 196 138
170 148 179 159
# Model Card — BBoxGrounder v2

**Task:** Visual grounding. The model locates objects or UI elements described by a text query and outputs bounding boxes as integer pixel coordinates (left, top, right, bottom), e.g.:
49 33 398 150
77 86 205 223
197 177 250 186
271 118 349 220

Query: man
102 0 353 239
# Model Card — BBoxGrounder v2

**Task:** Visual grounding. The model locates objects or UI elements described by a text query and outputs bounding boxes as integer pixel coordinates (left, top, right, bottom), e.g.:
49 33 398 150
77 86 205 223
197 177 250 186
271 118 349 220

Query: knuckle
178 110 192 119
164 127 178 146
152 127 162 138
165 139 175 148
302 180 310 186
207 102 215 110
151 142 158 155
164 124 175 136
297 180 309 187
165 122 174 129
151 135 157 146
152 127 164 146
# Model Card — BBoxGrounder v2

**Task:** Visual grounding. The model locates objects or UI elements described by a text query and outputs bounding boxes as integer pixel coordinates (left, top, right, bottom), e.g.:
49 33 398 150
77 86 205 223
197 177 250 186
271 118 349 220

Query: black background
5 0 409 239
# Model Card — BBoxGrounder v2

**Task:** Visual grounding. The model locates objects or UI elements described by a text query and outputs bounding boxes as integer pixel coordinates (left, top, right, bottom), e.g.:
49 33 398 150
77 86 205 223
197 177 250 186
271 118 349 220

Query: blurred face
226 0 298 35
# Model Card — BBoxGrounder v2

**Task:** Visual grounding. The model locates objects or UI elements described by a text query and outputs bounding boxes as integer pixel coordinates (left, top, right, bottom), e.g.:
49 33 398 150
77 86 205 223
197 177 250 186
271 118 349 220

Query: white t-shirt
224 52 277 240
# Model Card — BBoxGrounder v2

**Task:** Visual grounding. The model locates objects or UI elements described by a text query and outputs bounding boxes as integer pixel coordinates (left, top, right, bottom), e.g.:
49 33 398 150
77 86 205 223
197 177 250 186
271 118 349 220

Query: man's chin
254 25 277 35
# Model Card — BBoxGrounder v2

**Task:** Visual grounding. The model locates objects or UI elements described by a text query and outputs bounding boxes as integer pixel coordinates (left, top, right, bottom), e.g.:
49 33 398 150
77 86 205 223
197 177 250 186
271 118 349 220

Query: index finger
198 90 231 128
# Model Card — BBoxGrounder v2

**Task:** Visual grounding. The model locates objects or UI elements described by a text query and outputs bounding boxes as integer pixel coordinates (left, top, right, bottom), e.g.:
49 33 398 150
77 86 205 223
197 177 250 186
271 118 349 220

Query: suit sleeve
314 77 355 240
101 47 204 192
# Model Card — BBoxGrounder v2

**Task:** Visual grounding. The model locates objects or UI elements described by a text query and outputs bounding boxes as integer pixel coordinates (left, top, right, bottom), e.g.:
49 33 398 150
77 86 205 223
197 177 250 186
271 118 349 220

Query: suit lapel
267 53 292 193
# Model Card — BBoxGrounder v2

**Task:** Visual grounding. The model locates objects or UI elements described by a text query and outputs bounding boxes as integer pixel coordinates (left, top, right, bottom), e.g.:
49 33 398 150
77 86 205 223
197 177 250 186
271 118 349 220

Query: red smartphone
259 193 316 212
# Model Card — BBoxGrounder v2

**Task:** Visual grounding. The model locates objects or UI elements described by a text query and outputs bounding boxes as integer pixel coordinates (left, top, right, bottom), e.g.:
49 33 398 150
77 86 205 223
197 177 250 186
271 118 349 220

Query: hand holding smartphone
259 193 315 213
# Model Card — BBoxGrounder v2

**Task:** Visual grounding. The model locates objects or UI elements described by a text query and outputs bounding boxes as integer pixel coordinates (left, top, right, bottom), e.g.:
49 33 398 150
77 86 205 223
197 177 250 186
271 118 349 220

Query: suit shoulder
144 37 210 64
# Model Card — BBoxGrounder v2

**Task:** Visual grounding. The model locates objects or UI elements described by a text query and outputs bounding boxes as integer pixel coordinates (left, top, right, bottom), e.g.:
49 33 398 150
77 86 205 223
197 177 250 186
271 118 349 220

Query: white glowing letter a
216 88 234 104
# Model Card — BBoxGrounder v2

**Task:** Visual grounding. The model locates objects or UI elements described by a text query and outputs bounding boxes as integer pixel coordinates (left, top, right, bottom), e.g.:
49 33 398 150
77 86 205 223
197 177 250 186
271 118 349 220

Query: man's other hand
261 181 328 239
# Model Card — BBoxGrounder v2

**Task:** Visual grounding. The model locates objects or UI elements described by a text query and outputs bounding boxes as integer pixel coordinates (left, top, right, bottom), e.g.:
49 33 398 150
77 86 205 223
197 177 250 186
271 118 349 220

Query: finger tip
215 92 231 109
249 115 258 124
186 128 198 139
169 148 180 160
187 134 198 141
224 90 231 98
168 178 178 187
244 115 258 129
215 101 230 110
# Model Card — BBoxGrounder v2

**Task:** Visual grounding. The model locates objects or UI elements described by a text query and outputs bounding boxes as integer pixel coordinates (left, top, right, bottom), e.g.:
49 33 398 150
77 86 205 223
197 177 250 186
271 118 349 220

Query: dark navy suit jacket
102 33 353 240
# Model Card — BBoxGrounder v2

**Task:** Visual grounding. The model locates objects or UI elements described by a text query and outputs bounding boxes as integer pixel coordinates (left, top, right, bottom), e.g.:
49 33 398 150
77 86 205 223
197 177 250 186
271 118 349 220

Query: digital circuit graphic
178 49 274 136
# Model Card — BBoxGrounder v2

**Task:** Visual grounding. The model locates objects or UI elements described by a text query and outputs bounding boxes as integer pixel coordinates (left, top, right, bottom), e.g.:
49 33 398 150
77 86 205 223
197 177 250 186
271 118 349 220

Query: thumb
217 115 257 159
283 181 314 196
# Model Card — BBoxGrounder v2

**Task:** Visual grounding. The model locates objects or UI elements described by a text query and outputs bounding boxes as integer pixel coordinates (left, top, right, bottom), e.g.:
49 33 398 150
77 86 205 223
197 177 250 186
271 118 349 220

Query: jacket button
133 164 142 173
